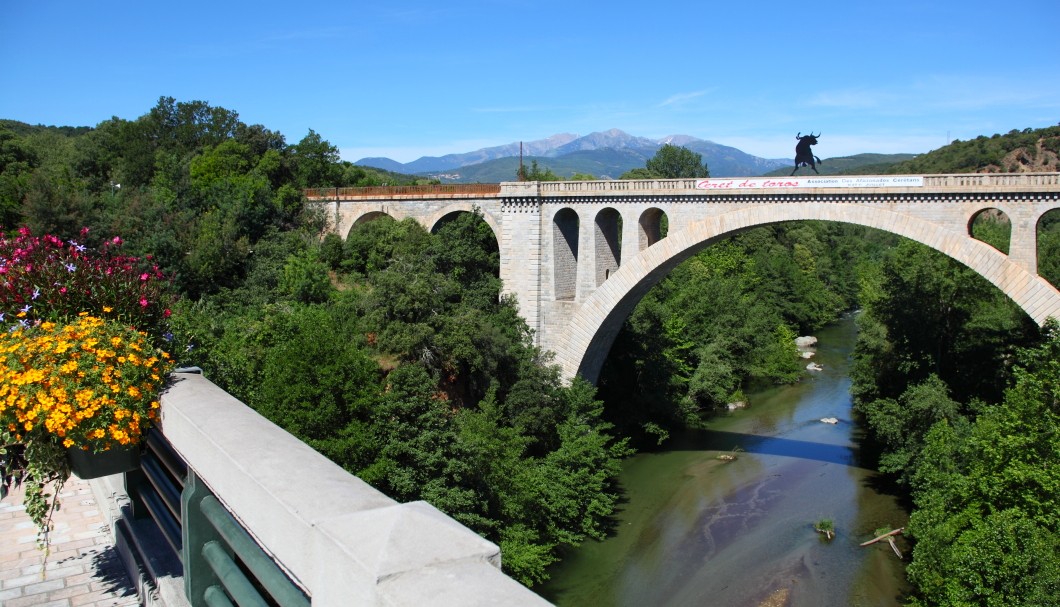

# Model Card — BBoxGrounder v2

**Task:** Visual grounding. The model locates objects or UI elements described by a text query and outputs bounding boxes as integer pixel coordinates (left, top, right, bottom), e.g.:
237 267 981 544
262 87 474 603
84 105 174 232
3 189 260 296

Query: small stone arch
346 211 395 238
595 208 622 286
968 207 1012 254
426 203 502 242
638 207 667 251
553 208 580 301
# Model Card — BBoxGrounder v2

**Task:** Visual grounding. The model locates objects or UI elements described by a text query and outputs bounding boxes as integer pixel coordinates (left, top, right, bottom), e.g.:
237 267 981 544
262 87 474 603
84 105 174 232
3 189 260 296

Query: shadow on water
665 427 867 469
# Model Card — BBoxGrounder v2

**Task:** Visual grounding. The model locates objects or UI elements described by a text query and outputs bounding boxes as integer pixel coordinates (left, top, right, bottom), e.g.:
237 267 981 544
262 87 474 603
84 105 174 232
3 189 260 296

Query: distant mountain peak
658 134 708 147
353 128 792 178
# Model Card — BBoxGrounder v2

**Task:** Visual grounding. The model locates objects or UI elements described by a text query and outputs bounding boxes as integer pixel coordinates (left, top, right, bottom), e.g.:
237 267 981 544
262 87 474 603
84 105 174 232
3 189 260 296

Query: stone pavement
1 475 139 607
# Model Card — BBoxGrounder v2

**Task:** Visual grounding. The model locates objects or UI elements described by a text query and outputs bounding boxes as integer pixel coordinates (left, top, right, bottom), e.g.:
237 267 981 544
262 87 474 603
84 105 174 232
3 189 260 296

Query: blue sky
2 1 1058 164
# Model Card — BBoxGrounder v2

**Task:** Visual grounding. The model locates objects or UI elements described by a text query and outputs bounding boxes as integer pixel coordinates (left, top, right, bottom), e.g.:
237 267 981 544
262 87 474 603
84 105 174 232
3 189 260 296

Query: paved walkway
1 475 139 607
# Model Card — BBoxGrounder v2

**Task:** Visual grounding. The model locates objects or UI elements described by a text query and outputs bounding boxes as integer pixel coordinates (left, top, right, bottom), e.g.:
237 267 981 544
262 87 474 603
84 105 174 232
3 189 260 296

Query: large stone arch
555 204 1060 382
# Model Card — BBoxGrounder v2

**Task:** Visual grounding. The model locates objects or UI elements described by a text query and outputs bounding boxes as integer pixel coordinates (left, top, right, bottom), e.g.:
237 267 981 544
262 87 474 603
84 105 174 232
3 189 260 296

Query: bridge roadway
308 173 1060 382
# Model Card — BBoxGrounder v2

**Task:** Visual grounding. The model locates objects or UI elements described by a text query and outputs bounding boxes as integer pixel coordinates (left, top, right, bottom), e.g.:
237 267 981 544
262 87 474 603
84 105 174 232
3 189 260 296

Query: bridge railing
534 179 699 193
921 173 1060 188
157 370 550 606
305 184 502 199
305 173 1060 201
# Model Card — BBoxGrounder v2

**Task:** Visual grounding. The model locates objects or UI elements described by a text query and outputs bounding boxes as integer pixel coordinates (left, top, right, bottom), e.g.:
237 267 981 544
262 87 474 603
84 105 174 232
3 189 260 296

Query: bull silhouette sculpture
791 132 822 175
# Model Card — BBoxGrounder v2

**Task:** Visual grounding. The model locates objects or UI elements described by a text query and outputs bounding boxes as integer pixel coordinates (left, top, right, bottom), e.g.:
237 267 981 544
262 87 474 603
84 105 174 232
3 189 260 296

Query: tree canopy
620 144 709 179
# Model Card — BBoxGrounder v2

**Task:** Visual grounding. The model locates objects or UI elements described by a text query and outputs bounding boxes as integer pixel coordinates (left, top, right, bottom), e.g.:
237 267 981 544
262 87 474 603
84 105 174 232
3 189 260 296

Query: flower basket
67 444 142 479
1 228 179 557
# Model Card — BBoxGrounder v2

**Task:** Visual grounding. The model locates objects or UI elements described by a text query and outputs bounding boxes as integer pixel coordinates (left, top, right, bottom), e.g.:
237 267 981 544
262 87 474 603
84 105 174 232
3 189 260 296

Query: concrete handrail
159 371 550 606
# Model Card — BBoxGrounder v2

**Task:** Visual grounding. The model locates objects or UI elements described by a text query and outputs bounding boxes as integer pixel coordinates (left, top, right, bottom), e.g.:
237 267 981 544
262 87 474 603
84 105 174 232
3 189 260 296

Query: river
539 315 911 607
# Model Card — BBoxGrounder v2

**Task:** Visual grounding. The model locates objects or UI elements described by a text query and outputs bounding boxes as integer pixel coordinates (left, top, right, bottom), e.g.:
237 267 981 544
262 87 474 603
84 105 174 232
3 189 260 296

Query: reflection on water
675 428 861 468
540 316 910 607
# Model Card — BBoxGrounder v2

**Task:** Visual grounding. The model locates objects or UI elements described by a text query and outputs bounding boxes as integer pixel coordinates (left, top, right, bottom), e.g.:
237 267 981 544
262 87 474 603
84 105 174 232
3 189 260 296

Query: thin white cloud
658 91 709 107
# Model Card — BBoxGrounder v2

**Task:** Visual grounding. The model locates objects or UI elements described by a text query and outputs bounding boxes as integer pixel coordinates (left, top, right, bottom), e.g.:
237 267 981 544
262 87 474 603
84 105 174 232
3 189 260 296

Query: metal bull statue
791 132 822 175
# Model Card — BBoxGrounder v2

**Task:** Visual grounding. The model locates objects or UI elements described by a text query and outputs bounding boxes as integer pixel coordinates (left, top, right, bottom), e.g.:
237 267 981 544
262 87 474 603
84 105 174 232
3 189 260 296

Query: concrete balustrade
160 371 551 606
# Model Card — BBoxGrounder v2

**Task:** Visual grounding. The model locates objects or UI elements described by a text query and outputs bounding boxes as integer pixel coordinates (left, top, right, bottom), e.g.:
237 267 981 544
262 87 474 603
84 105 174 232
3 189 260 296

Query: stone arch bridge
307 173 1060 383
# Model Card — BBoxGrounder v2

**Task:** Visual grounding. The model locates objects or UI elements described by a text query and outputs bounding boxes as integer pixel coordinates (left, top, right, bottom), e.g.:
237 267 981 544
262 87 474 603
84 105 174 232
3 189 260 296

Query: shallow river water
539 316 911 607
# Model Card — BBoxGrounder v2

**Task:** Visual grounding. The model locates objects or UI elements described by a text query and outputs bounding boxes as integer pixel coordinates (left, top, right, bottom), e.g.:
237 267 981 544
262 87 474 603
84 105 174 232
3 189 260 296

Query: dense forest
3 101 1060 601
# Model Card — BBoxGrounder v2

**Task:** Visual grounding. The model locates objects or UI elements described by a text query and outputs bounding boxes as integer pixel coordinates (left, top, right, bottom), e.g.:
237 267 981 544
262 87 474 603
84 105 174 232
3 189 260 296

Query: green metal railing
128 430 186 556
182 471 310 607
126 420 310 606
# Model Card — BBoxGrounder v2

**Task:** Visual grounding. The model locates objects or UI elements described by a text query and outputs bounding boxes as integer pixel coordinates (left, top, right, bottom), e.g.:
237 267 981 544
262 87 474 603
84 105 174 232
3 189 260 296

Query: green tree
292 129 340 188
905 323 1060 605
618 167 659 180
0 127 38 226
280 249 332 304
518 160 560 181
860 375 963 485
644 144 709 178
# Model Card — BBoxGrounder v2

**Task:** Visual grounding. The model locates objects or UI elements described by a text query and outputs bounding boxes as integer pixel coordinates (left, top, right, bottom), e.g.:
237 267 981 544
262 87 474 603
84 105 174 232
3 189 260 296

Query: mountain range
355 129 793 181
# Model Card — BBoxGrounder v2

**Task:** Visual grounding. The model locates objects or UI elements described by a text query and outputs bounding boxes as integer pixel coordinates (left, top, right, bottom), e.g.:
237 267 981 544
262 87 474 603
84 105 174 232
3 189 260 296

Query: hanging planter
67 444 142 480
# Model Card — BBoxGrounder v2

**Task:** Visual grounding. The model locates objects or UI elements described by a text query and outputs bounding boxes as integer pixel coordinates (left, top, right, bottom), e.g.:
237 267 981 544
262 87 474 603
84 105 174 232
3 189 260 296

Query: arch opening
595 208 622 287
429 210 501 278
347 211 395 238
638 208 668 251
553 208 579 301
969 208 1011 254
1038 208 1060 289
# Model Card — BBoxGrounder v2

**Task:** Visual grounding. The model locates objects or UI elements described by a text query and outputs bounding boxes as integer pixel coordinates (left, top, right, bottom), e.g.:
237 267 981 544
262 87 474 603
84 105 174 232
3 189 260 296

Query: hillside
883 125 1060 174
762 153 919 177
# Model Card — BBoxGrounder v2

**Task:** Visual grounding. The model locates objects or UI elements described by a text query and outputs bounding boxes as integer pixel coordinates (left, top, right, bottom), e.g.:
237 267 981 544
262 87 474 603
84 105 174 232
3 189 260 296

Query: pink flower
139 297 149 308
112 236 123 245
140 273 149 281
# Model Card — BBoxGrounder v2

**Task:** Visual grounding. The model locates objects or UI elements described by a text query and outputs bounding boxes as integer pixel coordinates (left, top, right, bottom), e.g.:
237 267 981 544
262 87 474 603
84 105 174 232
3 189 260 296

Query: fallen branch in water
861 527 905 559
888 537 903 559
859 527 904 547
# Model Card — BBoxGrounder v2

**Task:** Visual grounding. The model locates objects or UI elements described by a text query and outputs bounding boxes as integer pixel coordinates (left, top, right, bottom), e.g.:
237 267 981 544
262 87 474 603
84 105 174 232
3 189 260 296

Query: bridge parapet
159 371 550 606
307 173 1060 203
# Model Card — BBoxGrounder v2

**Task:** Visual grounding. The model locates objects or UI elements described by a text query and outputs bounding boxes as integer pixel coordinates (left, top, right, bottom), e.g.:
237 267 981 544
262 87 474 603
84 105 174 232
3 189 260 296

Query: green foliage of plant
899 323 1060 605
280 250 332 304
645 144 709 179
517 159 561 181
851 239 1039 407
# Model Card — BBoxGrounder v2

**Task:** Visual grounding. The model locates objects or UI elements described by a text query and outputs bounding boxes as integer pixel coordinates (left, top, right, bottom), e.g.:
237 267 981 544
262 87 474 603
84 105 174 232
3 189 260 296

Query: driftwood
860 527 904 559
